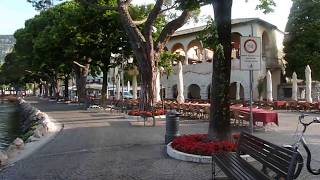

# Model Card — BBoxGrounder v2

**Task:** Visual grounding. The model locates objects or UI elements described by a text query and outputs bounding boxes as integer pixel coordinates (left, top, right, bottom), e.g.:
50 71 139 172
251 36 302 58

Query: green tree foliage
197 18 219 50
158 51 178 76
284 0 320 79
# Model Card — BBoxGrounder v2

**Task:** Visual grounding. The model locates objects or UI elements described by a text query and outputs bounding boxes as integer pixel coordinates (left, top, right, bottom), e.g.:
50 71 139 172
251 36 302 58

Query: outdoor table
273 101 287 108
230 105 279 126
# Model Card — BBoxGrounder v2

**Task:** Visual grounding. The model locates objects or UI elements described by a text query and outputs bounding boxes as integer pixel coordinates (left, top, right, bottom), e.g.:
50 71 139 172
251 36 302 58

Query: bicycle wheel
283 146 304 179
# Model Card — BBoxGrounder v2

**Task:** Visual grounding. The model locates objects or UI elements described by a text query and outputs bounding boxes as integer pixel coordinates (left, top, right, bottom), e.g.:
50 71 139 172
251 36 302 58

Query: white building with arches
162 18 285 101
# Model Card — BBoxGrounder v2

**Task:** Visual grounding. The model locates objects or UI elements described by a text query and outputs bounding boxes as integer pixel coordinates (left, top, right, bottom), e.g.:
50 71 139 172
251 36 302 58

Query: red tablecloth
230 106 278 126
274 101 287 107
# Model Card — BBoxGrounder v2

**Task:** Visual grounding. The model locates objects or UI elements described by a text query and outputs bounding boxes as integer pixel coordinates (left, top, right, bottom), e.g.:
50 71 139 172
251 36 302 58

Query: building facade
162 18 285 101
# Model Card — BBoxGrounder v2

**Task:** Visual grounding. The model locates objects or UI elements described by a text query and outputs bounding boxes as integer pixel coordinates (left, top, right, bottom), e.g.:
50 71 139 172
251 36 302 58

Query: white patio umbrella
301 89 306 99
154 70 161 102
266 70 273 102
236 82 240 100
292 72 298 101
305 65 312 103
177 61 185 103
127 81 131 92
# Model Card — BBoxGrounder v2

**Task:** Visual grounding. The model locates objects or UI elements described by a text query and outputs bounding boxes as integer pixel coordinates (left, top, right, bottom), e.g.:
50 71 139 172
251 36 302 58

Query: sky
0 0 292 35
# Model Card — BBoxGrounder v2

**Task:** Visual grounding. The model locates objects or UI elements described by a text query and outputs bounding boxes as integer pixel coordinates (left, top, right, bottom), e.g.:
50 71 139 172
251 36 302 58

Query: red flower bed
171 134 240 156
128 109 167 117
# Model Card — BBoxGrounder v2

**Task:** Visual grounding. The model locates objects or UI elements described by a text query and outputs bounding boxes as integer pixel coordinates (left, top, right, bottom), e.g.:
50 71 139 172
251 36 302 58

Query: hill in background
0 35 15 64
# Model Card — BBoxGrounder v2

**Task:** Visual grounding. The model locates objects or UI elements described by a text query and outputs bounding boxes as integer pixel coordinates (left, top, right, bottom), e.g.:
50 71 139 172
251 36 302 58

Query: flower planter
166 142 254 163
125 115 166 121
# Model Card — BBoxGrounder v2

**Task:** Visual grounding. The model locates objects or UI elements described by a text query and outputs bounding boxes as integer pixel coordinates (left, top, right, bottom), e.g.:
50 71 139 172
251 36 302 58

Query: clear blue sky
0 0 39 35
0 0 292 35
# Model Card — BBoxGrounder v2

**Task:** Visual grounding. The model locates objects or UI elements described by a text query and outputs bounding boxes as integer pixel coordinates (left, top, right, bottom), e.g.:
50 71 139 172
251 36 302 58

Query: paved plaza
0 98 320 179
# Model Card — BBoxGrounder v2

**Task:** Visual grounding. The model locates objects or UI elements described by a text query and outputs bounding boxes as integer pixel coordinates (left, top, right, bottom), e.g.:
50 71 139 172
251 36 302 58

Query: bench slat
240 138 291 170
239 142 289 176
238 134 296 176
213 153 270 180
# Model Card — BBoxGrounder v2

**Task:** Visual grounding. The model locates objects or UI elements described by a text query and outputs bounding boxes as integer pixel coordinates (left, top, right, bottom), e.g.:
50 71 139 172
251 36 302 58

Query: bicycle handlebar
299 114 320 126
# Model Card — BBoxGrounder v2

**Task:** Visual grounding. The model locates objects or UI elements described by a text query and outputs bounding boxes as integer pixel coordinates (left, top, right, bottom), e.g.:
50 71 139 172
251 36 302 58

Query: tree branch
73 61 86 69
133 18 147 25
144 0 164 39
155 10 192 52
159 2 178 13
117 1 146 44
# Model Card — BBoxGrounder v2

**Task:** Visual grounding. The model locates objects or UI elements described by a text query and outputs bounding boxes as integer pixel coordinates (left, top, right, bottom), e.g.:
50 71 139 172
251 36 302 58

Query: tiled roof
172 18 278 37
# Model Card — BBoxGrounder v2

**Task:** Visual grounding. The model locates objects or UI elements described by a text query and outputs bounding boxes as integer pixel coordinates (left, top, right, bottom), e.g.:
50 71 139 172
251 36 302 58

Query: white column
154 70 161 102
184 53 188 65
177 61 185 103
266 70 273 102
236 82 240 100
292 72 298 101
305 65 312 103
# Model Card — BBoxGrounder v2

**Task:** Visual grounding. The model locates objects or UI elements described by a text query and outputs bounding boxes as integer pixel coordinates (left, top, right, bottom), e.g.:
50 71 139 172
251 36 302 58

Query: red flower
171 134 238 156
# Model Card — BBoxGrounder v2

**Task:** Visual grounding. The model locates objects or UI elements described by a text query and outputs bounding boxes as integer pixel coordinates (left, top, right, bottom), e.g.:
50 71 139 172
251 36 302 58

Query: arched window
187 40 203 64
188 84 201 99
231 32 242 59
172 84 178 98
229 82 244 100
262 31 270 57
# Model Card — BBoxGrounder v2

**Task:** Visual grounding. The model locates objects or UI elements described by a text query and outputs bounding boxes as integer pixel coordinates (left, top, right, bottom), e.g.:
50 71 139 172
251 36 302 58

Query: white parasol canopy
155 70 161 102
292 72 298 101
266 70 273 102
177 61 185 103
305 65 312 103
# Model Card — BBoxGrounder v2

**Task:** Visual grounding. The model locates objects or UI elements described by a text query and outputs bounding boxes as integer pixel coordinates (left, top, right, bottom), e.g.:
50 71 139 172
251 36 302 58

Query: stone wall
0 98 57 167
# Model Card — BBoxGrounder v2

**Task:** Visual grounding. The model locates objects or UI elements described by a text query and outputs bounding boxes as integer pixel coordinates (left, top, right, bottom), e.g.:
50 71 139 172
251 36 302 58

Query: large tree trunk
64 74 69 100
117 3 154 110
74 57 91 104
54 78 61 100
44 82 49 97
39 83 43 96
208 0 233 140
32 82 36 96
116 1 191 110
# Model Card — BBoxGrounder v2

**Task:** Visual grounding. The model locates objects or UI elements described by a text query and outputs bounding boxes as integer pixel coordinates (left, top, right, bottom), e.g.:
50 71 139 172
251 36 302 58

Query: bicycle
283 114 320 178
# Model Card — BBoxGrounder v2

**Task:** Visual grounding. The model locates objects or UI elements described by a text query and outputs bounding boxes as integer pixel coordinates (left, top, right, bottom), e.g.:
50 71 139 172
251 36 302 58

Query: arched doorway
262 31 270 57
188 84 201 99
229 82 244 100
172 84 178 99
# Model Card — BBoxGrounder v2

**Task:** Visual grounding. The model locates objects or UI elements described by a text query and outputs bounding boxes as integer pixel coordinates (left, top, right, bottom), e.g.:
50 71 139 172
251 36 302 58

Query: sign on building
240 36 261 70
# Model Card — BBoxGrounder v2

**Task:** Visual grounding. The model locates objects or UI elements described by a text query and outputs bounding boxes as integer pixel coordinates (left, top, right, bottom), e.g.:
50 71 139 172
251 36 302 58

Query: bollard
165 110 181 144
